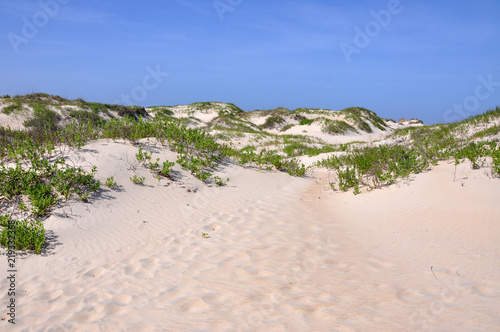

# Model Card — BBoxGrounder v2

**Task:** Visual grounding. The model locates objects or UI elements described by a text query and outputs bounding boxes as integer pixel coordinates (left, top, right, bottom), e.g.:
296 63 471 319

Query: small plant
299 118 314 126
130 174 145 185
0 215 10 227
160 160 175 177
353 184 360 195
213 175 229 186
78 191 90 202
473 125 500 138
28 183 58 216
88 177 101 192
322 120 356 135
18 200 28 211
337 167 358 191
148 158 160 170
492 149 500 176
135 147 153 164
261 115 286 129
283 158 307 177
2 102 22 115
23 102 61 131
68 110 104 126
196 171 212 182
201 232 210 239
105 176 117 188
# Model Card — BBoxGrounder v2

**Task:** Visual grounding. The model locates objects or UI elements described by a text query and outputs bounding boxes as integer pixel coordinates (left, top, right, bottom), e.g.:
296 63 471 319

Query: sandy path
0 141 499 331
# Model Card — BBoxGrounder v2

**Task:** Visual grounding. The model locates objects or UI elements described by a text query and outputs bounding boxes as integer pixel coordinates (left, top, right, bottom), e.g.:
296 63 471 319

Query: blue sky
1 0 499 124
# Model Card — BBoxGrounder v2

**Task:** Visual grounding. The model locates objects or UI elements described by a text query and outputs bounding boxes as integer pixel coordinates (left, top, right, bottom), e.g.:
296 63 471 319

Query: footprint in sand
139 257 160 268
39 289 63 301
61 298 84 311
83 266 106 278
22 302 56 315
161 235 174 246
72 305 104 323
63 285 84 296
364 257 395 272
104 303 126 316
395 288 430 305
113 294 133 305
179 297 209 313
124 262 141 274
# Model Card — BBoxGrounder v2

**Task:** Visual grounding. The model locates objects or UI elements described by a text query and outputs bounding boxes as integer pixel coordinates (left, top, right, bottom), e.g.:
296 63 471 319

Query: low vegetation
339 107 387 132
23 102 62 131
1 100 23 115
0 94 498 254
319 145 427 193
0 215 45 254
322 119 356 135
320 107 500 194
261 115 286 129
299 118 315 126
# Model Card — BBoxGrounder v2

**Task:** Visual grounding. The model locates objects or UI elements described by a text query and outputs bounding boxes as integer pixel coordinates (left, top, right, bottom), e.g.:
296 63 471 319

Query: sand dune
1 138 499 331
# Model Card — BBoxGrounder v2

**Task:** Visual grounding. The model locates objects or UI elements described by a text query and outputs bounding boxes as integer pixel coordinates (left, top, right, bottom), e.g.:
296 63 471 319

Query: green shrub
262 116 285 129
68 110 105 125
28 182 57 216
455 142 486 169
322 120 356 135
299 119 314 126
213 175 229 186
473 125 500 138
160 161 175 177
337 167 358 192
117 105 148 120
130 175 145 185
283 158 307 177
105 176 117 188
492 148 500 176
0 152 100 216
136 147 153 164
148 158 160 170
320 144 428 192
2 102 22 115
209 115 262 134
283 143 307 157
340 107 387 131
24 103 61 131
158 108 174 116
0 216 45 254
190 101 215 111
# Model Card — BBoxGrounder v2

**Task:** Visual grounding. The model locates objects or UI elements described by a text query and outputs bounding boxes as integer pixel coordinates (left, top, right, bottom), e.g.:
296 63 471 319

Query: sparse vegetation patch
261 115 286 129
322 120 356 135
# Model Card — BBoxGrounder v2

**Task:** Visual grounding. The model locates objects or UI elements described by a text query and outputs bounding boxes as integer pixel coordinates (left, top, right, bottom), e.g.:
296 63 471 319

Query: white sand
0 113 26 130
1 140 499 331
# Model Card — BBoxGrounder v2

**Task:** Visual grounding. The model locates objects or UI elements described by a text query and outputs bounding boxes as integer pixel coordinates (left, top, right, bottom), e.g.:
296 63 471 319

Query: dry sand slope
1 140 499 331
